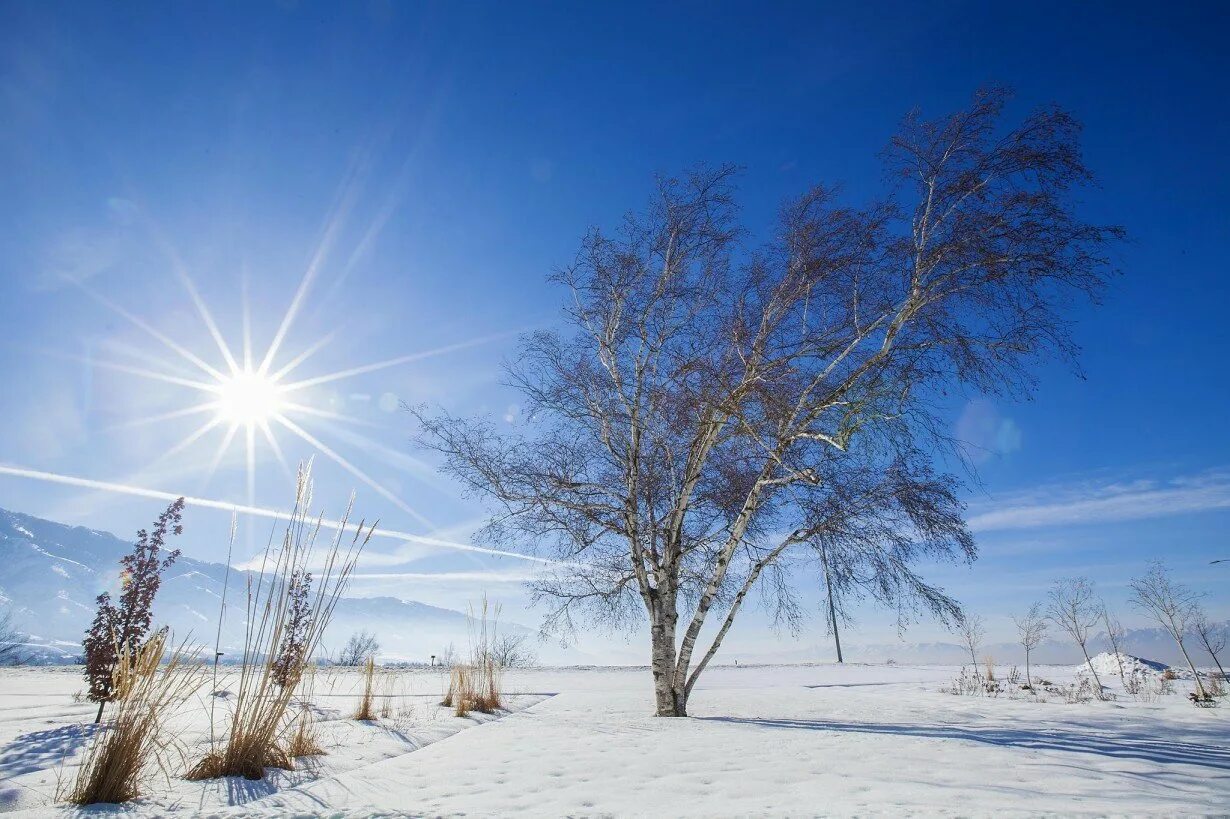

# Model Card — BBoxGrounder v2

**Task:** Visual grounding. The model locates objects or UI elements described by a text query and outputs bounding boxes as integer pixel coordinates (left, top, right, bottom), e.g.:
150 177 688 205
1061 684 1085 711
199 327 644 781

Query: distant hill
0 506 582 665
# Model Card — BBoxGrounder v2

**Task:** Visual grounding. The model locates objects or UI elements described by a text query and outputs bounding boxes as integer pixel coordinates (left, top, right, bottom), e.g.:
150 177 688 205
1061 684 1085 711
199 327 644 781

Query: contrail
0 464 560 566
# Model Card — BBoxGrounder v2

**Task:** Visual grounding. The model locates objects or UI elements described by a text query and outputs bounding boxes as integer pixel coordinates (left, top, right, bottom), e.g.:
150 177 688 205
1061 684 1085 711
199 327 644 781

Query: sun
214 368 286 426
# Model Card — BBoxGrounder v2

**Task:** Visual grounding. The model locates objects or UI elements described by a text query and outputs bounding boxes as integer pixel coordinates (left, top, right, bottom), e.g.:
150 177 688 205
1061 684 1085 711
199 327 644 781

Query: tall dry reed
188 464 370 780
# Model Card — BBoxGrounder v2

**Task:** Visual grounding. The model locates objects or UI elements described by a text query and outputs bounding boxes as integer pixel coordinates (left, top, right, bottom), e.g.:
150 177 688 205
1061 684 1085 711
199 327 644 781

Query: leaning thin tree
415 89 1120 716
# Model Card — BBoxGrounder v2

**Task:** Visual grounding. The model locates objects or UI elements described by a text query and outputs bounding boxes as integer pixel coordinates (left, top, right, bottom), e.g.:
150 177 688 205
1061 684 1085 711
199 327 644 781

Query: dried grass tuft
447 665 475 717
61 633 202 805
286 705 325 757
440 596 506 716
353 657 377 721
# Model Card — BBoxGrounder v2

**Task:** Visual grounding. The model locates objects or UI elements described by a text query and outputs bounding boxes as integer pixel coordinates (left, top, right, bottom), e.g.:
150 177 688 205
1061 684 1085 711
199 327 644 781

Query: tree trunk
650 598 687 717
94 700 105 724
1078 643 1105 698
1176 639 1207 699
820 544 843 663
1024 649 1031 688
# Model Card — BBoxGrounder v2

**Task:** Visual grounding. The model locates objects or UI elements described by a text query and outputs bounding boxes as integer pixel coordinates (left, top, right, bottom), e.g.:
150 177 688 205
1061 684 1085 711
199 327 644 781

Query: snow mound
1078 651 1172 679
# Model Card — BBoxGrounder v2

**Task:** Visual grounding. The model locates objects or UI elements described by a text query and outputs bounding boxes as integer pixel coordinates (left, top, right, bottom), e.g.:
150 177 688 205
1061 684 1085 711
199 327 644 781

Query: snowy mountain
0 507 576 664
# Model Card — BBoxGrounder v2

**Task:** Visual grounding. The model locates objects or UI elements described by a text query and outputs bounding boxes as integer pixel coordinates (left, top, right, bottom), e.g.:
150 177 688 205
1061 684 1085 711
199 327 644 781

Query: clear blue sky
1 1 1227 659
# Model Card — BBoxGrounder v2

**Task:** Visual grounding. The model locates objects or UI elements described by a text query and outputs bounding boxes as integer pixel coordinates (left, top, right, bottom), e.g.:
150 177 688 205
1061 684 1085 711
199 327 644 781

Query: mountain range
2 505 1221 670
0 506 584 665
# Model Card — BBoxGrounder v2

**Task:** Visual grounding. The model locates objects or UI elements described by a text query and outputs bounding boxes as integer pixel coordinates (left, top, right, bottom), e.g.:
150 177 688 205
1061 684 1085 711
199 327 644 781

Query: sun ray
70 279 229 382
139 205 242 375
258 419 293 481
245 423 257 508
138 415 229 475
199 422 240 492
267 330 337 383
278 329 521 393
314 422 439 483
273 412 435 529
171 259 241 376
241 269 254 372
104 401 221 432
37 348 220 393
280 401 386 429
258 158 368 377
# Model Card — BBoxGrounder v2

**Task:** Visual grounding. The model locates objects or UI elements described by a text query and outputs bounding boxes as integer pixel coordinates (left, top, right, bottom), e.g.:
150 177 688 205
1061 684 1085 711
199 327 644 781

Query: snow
1080 651 1172 680
0 663 1226 816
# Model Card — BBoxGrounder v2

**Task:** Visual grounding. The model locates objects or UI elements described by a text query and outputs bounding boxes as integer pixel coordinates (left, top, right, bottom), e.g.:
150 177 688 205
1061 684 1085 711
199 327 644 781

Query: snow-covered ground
1 662 1226 816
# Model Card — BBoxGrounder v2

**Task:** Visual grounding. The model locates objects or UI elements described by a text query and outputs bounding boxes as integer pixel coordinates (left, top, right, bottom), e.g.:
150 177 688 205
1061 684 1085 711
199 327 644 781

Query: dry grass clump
353 657 377 721
188 465 370 781
379 671 395 719
286 705 325 757
61 633 202 805
440 596 505 716
443 665 476 716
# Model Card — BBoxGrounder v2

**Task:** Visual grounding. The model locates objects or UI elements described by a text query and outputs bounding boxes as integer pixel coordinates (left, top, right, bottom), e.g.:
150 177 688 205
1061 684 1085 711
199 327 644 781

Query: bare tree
957 613 985 676
1190 612 1226 682
1048 577 1105 696
1130 563 1207 698
1012 602 1046 688
335 631 380 667
489 633 539 669
0 607 26 666
1101 605 1127 685
414 89 1120 716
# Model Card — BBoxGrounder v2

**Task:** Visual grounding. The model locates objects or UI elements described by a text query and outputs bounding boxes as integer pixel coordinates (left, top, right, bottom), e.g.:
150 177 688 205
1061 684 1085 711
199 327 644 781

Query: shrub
83 499 185 722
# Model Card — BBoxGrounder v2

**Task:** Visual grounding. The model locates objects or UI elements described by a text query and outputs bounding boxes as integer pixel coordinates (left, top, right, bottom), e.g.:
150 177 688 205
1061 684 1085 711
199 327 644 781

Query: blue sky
1 1 1227 660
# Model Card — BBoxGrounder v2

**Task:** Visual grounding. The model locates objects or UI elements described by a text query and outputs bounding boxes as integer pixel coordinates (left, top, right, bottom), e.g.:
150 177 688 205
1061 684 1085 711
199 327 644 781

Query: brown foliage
83 498 185 709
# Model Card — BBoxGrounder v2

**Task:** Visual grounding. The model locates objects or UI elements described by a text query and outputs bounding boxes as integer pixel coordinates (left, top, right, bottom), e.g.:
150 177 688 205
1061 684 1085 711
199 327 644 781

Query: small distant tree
1012 602 1046 688
490 633 538 669
83 498 185 722
0 607 26 666
336 631 380 666
271 570 313 688
1047 577 1105 697
1101 605 1127 685
437 642 458 668
957 613 985 676
1130 563 1207 699
1190 612 1226 683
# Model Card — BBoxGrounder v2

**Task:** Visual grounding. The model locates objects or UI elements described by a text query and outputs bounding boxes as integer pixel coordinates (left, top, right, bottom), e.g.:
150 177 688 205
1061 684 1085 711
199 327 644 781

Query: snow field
0 662 1226 816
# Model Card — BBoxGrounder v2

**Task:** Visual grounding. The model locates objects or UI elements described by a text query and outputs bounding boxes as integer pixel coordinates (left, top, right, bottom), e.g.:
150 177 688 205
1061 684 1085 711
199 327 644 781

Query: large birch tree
413 89 1120 716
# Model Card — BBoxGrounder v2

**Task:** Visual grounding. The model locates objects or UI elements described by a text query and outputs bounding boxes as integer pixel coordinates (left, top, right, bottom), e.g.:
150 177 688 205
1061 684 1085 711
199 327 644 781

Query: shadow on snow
699 716 1230 770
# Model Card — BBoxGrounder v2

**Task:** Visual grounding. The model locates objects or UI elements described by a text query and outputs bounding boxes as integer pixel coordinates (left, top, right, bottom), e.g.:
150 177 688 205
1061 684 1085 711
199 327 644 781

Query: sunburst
66 234 515 533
